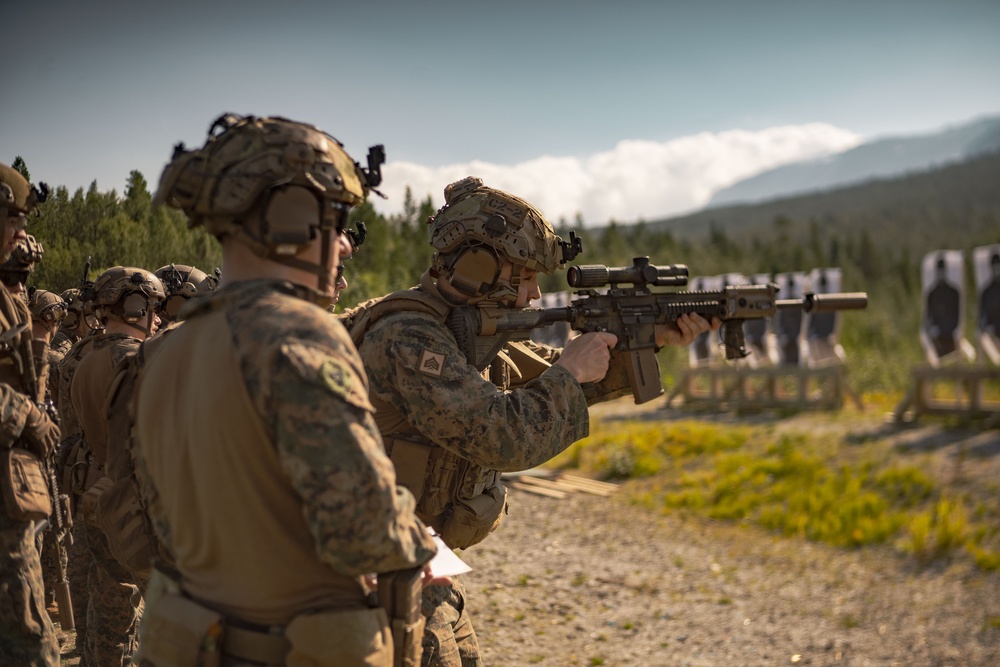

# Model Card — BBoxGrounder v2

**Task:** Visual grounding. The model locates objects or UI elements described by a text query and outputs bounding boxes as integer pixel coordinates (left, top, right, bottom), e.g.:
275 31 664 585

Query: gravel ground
460 485 1000 667
52 398 1000 667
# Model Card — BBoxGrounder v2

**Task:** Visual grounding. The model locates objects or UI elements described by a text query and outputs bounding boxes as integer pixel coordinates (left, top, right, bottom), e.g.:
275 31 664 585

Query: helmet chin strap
476 262 522 307
262 227 340 306
459 274 520 307
318 226 332 294
127 302 160 338
480 283 520 307
140 310 156 338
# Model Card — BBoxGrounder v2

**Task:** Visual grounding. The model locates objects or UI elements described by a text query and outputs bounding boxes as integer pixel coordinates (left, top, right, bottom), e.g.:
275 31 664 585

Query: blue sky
3 0 999 224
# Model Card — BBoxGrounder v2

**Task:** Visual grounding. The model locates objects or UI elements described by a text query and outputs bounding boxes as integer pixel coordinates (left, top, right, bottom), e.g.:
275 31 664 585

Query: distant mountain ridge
646 148 1000 253
707 114 1000 207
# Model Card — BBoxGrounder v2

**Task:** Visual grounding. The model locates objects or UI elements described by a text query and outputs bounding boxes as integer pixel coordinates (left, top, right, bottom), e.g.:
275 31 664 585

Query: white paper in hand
428 533 472 578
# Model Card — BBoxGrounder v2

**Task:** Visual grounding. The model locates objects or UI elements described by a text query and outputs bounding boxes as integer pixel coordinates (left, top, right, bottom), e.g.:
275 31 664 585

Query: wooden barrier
892 365 1000 424
665 363 862 412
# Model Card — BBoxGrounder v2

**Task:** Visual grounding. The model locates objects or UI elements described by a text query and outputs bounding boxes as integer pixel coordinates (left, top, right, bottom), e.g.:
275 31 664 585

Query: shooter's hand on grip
555 332 618 384
655 313 720 348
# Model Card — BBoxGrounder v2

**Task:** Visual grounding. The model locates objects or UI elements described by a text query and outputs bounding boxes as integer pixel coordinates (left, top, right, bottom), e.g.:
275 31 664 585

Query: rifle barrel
776 292 868 313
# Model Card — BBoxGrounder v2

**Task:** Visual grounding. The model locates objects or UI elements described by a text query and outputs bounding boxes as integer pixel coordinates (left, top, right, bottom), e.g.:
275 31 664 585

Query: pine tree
11 156 30 181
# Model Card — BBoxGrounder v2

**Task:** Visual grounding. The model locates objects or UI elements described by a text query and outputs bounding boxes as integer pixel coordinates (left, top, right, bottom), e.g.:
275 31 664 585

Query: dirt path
460 485 1000 667
51 397 1000 666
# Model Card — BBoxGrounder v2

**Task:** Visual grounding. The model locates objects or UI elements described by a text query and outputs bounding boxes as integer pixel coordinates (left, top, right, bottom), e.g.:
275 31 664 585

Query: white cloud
374 123 862 225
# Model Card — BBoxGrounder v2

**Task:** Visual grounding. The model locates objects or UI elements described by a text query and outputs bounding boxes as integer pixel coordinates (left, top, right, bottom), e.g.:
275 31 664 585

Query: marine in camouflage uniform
53 296 104 653
345 177 716 667
71 266 165 666
51 286 96 360
135 114 436 667
29 290 69 406
153 263 216 325
0 163 61 666
328 221 367 310
27 289 72 613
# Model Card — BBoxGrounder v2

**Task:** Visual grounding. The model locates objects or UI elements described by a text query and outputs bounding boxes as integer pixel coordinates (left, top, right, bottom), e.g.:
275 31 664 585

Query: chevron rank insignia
418 349 446 377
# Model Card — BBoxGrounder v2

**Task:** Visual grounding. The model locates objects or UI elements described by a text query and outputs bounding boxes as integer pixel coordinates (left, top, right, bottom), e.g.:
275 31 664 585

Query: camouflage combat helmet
92 266 166 334
0 163 46 217
61 286 100 331
426 177 581 305
60 287 84 329
28 288 67 327
154 264 215 321
154 113 386 293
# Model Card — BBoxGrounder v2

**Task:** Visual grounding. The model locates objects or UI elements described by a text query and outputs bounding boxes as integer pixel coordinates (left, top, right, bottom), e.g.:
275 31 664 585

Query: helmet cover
29 289 67 326
154 114 371 255
0 164 48 217
61 287 85 329
428 177 570 274
155 264 215 320
92 266 166 330
426 177 581 304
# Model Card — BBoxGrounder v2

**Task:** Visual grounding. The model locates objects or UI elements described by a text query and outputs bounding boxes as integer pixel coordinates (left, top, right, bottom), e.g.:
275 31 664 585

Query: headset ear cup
450 248 500 297
121 293 149 323
263 186 321 251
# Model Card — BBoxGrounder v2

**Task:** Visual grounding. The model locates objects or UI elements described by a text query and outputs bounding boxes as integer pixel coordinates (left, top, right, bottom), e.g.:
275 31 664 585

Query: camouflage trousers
36 524 69 608
67 513 93 649
421 577 482 667
83 521 143 667
0 513 60 666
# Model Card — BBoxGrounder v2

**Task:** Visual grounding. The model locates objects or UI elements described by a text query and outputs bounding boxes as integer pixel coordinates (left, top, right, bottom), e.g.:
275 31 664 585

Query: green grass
549 416 1000 570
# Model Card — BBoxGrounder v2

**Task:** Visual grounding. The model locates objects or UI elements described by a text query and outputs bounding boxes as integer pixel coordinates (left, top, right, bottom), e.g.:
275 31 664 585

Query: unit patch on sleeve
320 357 353 396
418 349 446 377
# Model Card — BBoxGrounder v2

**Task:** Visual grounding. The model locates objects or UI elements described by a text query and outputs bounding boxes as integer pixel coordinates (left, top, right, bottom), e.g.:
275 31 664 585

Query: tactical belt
221 620 291 665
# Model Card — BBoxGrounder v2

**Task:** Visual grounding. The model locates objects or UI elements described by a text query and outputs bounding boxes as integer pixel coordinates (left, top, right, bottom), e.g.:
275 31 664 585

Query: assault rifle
446 257 868 404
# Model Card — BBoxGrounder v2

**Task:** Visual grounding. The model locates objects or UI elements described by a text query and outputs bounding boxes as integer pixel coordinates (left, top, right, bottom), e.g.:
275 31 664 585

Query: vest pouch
439 478 508 550
285 606 393 667
399 442 462 520
388 438 431 504
137 592 222 667
97 476 160 580
1 447 52 522
80 475 113 529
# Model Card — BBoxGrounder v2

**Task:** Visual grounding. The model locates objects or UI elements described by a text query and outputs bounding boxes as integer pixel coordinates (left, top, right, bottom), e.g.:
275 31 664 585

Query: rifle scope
567 256 689 289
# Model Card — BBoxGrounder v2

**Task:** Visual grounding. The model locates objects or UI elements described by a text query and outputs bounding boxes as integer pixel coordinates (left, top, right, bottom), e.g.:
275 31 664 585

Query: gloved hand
22 403 60 458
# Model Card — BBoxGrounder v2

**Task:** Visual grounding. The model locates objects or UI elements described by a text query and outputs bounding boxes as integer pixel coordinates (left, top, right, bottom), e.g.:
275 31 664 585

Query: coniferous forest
12 151 1000 398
